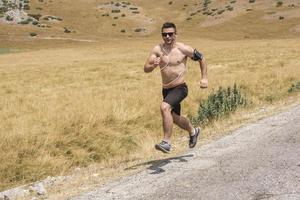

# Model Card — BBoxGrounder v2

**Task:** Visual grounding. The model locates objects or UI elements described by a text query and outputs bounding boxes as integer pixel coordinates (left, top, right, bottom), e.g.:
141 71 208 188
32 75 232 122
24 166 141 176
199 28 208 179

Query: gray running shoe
189 127 200 148
155 140 171 153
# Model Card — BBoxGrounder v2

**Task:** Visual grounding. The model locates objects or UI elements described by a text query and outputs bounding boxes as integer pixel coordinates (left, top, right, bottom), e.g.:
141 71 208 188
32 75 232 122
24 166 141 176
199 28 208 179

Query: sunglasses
162 32 175 37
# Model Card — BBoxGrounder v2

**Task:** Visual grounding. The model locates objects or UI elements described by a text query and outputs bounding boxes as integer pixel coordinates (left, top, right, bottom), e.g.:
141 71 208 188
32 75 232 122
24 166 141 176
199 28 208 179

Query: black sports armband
191 49 203 61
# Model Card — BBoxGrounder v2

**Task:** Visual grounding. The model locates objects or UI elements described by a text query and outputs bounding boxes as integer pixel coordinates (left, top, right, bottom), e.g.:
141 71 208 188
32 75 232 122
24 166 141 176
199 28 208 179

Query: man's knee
160 102 172 113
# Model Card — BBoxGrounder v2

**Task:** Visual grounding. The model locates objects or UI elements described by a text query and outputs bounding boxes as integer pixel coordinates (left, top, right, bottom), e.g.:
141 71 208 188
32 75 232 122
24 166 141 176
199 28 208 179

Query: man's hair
161 22 177 33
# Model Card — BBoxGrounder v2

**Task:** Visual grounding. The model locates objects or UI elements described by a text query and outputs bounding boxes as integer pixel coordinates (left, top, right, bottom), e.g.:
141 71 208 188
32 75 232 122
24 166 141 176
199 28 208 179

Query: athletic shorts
162 83 188 115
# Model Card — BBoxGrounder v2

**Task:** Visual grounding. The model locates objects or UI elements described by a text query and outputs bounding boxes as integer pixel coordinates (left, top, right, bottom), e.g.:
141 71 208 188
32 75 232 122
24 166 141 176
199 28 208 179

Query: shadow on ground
125 154 194 174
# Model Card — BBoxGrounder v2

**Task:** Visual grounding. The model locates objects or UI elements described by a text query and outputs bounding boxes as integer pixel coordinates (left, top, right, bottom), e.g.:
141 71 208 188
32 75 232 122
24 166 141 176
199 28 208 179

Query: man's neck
162 42 175 50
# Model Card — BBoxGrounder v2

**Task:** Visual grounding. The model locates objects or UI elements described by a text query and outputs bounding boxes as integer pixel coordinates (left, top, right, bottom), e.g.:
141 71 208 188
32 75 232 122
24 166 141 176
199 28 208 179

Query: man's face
162 27 176 45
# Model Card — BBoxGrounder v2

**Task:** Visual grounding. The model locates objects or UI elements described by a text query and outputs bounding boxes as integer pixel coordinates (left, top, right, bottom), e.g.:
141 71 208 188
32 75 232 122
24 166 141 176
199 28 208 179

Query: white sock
190 128 196 136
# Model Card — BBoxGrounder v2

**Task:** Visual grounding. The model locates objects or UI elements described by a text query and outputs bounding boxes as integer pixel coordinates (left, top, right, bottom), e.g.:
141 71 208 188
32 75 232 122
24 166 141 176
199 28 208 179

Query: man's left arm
180 44 208 88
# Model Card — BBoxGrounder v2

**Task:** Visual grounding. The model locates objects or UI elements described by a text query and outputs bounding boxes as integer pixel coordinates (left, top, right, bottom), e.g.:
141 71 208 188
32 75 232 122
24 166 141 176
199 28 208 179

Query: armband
191 49 203 61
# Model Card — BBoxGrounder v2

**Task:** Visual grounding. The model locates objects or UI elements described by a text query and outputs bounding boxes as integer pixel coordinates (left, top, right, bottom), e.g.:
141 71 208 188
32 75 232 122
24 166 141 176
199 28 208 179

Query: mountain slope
0 0 300 42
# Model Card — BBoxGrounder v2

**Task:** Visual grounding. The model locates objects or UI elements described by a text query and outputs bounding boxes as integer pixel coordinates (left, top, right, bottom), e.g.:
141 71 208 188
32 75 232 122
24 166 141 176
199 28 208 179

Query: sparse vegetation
217 9 225 15
191 84 248 126
249 0 255 3
276 1 283 7
279 16 284 20
28 13 42 21
0 0 300 194
134 28 145 32
288 82 300 93
43 16 62 21
29 32 37 37
64 27 71 33
111 9 120 13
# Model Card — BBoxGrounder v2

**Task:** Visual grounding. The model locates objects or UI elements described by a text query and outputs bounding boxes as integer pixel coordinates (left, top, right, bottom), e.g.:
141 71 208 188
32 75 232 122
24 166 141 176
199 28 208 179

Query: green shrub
28 14 42 20
134 28 145 32
191 84 248 126
217 9 225 15
288 82 300 93
6 15 13 21
24 4 30 10
111 9 120 13
32 21 39 25
276 1 283 7
19 19 31 24
120 29 126 33
30 32 37 37
64 27 71 33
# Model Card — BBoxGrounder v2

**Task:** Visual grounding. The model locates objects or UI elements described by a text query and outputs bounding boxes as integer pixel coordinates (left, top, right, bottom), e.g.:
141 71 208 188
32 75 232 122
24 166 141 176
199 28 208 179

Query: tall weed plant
192 84 248 126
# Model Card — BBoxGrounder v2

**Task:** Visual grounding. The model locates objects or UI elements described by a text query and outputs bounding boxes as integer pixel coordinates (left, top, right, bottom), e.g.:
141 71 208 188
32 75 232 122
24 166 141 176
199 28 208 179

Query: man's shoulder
152 44 162 51
176 42 190 49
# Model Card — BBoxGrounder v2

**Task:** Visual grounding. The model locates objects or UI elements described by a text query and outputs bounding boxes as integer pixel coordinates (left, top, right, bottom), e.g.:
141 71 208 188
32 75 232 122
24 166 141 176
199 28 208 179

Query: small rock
29 183 47 196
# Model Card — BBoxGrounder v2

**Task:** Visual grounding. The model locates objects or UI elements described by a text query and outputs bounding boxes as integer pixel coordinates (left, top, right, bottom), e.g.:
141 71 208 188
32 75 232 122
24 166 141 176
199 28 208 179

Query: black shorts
162 83 188 115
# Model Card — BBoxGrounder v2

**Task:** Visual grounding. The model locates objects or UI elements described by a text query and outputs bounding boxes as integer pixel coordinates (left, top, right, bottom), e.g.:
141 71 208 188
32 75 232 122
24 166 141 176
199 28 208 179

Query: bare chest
159 48 187 66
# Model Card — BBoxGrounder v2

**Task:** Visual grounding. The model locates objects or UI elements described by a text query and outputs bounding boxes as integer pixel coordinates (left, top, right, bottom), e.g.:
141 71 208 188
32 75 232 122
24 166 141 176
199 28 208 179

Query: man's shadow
125 154 194 175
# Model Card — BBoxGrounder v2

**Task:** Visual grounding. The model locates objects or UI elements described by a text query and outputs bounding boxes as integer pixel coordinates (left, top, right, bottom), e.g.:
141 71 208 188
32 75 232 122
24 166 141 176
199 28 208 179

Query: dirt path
71 103 300 200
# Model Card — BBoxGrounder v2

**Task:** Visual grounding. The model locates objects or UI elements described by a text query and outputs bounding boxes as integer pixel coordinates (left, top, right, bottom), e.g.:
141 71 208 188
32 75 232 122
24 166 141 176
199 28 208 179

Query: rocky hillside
0 0 300 41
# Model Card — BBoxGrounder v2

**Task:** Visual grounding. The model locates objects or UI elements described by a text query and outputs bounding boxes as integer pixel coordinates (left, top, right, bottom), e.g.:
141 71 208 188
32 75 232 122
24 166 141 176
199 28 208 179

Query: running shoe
189 127 200 148
155 140 171 153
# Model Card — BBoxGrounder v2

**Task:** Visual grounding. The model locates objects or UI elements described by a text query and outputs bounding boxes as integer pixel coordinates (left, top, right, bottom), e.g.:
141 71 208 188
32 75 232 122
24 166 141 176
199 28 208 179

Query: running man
144 22 208 153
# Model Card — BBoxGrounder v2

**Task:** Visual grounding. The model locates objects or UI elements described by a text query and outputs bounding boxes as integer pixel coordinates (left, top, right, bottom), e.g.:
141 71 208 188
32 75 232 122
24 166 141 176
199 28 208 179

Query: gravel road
71 104 300 200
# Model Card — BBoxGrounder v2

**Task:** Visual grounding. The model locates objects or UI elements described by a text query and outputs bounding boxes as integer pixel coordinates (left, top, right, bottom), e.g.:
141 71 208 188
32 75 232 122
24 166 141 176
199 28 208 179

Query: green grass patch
0 48 11 54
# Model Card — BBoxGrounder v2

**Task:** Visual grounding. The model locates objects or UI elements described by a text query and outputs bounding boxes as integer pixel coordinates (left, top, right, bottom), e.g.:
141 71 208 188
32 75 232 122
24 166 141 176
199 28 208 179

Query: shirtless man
144 22 208 153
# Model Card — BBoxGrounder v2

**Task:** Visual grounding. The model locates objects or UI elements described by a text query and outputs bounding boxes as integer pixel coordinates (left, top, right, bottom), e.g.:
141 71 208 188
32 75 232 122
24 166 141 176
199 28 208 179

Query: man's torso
155 42 188 88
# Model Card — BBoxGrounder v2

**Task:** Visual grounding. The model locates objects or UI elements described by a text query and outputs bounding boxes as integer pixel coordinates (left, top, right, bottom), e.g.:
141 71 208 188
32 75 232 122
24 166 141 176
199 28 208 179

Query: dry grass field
0 0 300 196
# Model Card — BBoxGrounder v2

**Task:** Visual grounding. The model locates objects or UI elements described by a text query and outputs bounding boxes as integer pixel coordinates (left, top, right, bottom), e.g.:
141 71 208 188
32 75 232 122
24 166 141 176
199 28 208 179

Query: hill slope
0 0 300 43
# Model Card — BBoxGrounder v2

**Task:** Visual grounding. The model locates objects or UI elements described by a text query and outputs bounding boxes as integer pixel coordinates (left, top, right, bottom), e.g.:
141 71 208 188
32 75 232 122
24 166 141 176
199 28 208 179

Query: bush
32 21 39 25
249 0 255 3
111 9 120 13
279 16 284 20
134 28 145 32
6 15 13 21
288 82 300 93
24 5 30 10
217 9 225 15
64 27 71 33
19 19 31 24
276 1 283 7
28 14 42 20
120 29 126 33
191 84 248 126
30 32 37 37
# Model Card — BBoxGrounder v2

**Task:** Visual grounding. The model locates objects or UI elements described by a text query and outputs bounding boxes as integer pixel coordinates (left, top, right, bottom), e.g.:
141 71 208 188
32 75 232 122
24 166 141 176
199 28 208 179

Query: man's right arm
144 47 160 73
